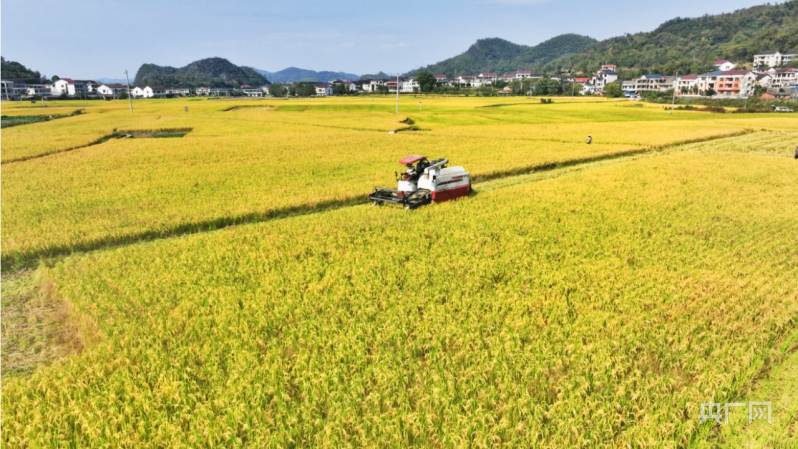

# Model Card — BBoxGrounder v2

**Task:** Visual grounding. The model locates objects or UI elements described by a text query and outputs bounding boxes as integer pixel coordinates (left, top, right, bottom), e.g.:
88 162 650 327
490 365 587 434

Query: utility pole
125 70 133 113
669 72 678 114
396 72 399 114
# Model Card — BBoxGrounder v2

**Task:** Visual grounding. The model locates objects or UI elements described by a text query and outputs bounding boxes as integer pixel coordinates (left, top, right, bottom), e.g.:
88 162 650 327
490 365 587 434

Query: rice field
2 97 796 267
2 97 797 448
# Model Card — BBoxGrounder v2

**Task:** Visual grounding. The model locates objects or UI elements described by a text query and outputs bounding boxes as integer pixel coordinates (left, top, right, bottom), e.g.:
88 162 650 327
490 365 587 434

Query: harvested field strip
3 127 195 164
0 109 84 129
0 129 759 269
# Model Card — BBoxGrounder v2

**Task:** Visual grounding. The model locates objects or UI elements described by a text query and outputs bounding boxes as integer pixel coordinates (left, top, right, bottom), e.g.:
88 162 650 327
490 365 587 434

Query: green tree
333 84 348 96
416 71 436 93
604 83 624 98
270 84 287 97
377 85 389 95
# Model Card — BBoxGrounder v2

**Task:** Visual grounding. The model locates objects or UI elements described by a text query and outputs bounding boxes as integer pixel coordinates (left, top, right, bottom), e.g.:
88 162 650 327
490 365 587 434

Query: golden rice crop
3 97 796 267
3 149 796 448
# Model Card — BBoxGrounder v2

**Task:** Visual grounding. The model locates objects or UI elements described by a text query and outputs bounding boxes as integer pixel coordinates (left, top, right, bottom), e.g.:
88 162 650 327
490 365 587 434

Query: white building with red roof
673 74 699 95
433 74 448 84
52 78 91 96
315 84 333 96
714 60 736 71
478 72 497 84
96 83 128 96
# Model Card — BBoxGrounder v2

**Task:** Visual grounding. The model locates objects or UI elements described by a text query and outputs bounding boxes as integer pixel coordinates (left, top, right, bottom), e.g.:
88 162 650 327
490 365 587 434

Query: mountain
408 34 597 77
97 78 127 84
359 71 392 81
253 67 358 83
1 57 46 82
547 0 798 76
134 57 267 88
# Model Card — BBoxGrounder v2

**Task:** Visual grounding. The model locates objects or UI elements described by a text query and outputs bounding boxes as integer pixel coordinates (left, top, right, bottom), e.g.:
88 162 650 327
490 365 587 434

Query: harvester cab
369 155 471 209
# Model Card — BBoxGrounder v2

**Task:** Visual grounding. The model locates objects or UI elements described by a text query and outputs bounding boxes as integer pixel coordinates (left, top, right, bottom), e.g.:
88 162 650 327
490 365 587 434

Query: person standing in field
586 134 592 144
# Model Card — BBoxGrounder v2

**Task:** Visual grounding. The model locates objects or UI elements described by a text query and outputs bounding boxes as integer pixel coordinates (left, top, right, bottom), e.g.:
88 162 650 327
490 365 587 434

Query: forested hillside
134 57 267 88
1 57 46 82
548 0 798 75
408 34 596 77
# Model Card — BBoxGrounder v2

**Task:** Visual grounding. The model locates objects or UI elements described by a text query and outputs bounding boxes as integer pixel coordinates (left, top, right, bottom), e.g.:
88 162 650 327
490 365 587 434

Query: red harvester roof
399 155 427 165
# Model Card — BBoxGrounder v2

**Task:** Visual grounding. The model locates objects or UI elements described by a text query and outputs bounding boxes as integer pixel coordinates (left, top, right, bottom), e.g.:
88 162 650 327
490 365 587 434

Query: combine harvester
368 155 471 209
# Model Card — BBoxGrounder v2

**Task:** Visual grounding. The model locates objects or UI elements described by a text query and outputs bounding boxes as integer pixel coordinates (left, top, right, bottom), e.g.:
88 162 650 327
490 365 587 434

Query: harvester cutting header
368 155 471 209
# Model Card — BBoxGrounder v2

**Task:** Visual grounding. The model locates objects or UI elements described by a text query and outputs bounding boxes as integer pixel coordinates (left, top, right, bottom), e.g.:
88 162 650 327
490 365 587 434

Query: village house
401 78 419 93
769 68 797 89
673 75 699 95
753 50 782 68
385 79 402 93
713 70 757 97
130 86 146 98
25 84 51 96
315 84 333 96
584 69 619 94
621 74 672 96
51 78 92 96
166 88 191 96
433 74 448 85
478 73 497 84
1 79 29 98
143 86 167 98
96 83 128 96
782 49 798 65
714 60 736 71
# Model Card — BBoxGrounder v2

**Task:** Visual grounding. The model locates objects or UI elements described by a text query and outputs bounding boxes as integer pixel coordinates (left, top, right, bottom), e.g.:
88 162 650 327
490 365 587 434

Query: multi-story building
433 74 448 85
401 78 419 93
713 70 757 97
52 78 91 96
166 88 191 96
314 84 333 96
621 74 673 96
1 79 28 99
478 72 497 84
96 83 128 96
25 84 52 96
782 49 798 65
753 50 782 68
143 86 167 98
456 75 478 87
769 68 797 89
673 75 699 95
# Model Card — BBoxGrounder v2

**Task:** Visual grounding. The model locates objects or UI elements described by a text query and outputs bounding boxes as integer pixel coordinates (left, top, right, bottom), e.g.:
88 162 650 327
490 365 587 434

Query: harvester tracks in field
0 128 759 271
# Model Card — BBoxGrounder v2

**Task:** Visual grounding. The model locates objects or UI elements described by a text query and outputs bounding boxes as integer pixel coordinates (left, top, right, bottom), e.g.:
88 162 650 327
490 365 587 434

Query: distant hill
134 57 267 88
359 71 392 81
253 67 358 83
97 78 127 84
547 0 798 75
1 57 46 82
408 34 597 77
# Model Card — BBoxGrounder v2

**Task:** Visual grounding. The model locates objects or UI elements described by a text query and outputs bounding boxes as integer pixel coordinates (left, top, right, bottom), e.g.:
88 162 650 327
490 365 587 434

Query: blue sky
2 0 767 79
